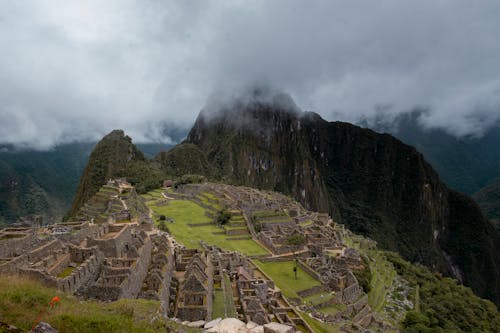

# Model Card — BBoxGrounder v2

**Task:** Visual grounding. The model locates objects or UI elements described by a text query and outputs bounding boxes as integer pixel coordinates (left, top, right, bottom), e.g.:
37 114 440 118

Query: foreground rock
263 323 294 333
30 322 58 333
204 318 222 329
205 318 293 333
206 318 248 333
187 320 205 328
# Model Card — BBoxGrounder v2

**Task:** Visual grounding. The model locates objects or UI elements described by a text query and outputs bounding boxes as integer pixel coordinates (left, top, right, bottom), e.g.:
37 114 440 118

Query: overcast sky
1 1 500 149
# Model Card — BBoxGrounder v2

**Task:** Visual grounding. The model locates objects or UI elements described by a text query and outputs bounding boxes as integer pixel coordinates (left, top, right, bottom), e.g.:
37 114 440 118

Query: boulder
30 322 58 333
263 323 294 333
207 318 246 333
187 320 206 328
204 318 222 329
246 321 258 329
249 326 265 333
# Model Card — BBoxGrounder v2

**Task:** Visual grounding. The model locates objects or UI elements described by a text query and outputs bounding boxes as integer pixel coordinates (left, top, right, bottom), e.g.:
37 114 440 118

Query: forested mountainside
367 111 500 195
183 94 500 306
474 178 500 231
0 141 171 225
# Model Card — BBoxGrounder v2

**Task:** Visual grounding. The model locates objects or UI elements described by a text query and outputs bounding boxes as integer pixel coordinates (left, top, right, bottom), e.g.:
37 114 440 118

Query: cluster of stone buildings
75 178 150 224
182 183 391 331
0 180 399 332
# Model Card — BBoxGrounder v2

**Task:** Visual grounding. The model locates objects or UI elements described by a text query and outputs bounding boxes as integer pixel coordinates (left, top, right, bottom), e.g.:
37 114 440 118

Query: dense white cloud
0 0 499 148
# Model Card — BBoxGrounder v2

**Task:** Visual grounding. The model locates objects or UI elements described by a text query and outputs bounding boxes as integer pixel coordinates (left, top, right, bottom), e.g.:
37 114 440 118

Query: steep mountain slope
0 141 174 225
474 178 500 230
155 143 212 178
66 130 166 219
0 143 93 225
366 111 500 195
182 93 500 306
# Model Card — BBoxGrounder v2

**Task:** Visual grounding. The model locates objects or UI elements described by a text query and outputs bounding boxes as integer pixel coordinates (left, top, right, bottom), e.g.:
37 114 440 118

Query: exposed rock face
184 93 500 306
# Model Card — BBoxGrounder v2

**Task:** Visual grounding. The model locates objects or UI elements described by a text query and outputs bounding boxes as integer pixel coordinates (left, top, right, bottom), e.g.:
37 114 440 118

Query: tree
216 208 231 227
158 220 169 232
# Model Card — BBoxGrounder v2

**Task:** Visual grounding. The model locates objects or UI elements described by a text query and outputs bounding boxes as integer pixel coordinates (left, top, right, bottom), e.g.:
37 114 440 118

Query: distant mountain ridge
474 178 500 230
0 140 174 225
364 111 500 195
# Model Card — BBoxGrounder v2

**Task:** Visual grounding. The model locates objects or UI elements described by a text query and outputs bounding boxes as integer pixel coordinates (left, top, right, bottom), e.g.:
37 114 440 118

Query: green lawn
222 274 237 317
299 311 340 333
302 292 334 306
57 267 75 278
254 260 321 299
212 290 225 318
367 251 396 312
147 198 268 256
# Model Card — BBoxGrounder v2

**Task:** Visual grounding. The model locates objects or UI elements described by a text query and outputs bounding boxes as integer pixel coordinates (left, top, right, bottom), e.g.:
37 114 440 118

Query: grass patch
299 220 313 227
254 260 321 299
298 311 339 333
0 275 201 333
319 303 346 315
302 292 334 306
222 274 237 317
147 197 268 256
367 251 396 312
57 267 75 279
212 290 225 318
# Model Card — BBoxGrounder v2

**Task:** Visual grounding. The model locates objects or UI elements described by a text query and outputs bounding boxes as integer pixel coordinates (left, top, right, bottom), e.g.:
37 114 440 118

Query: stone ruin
0 181 397 332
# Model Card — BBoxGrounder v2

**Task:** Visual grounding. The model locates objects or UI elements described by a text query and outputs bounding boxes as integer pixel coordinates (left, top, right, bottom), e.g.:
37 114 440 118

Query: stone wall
297 260 322 280
27 240 63 264
57 252 103 293
0 232 41 258
87 225 132 258
297 285 325 298
120 236 152 298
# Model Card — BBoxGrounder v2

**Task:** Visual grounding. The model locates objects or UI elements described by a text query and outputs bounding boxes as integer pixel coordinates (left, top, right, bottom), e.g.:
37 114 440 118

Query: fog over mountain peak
1 1 500 149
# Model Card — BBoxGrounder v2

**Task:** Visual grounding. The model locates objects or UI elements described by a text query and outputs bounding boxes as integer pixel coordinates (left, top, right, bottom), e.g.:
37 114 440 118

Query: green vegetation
352 258 372 294
254 260 321 299
298 311 339 333
384 252 500 332
212 290 225 318
367 252 396 312
173 174 207 188
158 220 169 232
215 208 231 226
0 142 93 224
0 275 201 333
222 274 237 317
285 234 306 248
66 130 166 219
57 267 75 279
147 197 268 256
155 143 212 178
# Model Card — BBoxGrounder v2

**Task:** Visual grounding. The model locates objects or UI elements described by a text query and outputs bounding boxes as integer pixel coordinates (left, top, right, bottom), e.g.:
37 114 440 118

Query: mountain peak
66 129 147 218
183 104 500 306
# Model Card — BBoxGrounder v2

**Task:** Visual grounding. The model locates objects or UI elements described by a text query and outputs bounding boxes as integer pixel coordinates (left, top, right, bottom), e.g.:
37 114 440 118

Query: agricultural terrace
143 189 268 256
